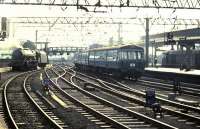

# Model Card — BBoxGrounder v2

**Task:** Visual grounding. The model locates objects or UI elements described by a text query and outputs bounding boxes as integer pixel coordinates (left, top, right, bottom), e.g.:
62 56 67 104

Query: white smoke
0 39 22 50
0 39 23 60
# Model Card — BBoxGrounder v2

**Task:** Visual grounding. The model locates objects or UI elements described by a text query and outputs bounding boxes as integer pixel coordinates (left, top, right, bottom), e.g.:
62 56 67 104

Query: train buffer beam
82 82 96 91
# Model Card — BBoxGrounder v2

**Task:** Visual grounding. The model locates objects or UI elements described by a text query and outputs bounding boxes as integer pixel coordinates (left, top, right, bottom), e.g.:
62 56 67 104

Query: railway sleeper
97 109 117 112
120 121 145 124
94 121 113 128
114 119 145 123
128 124 152 128
99 112 119 115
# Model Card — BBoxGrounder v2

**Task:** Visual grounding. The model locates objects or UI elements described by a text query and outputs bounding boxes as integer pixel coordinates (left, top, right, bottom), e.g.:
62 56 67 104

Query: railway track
137 76 200 97
48 66 177 129
74 69 200 109
0 72 21 129
3 71 63 129
57 65 200 129
45 69 116 129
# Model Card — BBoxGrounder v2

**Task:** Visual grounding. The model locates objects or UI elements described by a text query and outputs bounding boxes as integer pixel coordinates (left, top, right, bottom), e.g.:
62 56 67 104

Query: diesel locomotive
74 44 145 80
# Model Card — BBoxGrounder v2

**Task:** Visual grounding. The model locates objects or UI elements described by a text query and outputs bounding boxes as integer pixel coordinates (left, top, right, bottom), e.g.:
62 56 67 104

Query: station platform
145 67 200 76
144 67 200 84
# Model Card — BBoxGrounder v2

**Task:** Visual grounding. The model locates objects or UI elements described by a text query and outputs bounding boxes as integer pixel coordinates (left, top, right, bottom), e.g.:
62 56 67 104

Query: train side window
107 50 113 61
89 52 95 60
102 51 106 60
128 51 136 60
119 52 122 60
121 51 127 60
113 50 117 61
81 52 87 63
85 52 88 62
107 50 117 61
95 51 106 61
118 52 121 60
94 51 100 59
137 52 142 59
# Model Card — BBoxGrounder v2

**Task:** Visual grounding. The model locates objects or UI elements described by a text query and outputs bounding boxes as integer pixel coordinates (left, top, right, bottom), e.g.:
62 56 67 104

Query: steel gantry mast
2 0 200 66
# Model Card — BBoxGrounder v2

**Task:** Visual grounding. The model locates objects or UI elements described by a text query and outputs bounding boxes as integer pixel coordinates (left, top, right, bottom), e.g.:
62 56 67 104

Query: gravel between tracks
31 71 104 129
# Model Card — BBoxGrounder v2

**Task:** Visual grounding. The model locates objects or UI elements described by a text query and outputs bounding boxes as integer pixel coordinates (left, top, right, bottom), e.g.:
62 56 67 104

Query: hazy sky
0 5 200 47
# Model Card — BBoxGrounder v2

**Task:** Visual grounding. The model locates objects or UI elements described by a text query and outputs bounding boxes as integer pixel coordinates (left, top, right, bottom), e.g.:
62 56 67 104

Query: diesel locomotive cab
119 48 145 79
74 44 145 80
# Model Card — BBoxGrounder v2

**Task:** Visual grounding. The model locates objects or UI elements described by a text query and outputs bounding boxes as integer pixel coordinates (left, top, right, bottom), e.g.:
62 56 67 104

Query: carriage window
81 52 88 63
95 51 106 61
85 52 88 61
128 51 136 60
119 51 127 60
137 52 143 59
107 50 117 61
113 50 117 61
94 52 100 59
89 52 95 59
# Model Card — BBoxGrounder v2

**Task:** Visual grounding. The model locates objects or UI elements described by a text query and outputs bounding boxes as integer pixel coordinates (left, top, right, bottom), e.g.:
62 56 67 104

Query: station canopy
1 0 200 47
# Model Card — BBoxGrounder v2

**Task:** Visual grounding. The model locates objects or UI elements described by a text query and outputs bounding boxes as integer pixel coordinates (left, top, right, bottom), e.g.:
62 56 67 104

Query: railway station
0 0 200 129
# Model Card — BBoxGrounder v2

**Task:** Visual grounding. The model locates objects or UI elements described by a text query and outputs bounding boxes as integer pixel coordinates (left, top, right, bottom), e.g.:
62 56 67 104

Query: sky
0 4 200 47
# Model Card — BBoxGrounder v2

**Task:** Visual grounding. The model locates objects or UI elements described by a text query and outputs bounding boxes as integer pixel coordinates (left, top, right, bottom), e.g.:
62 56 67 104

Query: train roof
89 44 143 51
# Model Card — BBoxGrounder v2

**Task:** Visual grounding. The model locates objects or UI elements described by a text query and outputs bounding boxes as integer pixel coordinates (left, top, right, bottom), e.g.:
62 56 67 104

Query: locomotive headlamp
130 63 135 67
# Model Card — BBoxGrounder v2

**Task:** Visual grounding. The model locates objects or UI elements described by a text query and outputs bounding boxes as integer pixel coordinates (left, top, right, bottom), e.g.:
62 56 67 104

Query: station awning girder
0 0 200 10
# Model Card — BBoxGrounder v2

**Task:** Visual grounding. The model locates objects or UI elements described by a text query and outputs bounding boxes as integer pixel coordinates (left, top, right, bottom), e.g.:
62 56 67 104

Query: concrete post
35 30 38 43
145 18 150 67
118 23 122 45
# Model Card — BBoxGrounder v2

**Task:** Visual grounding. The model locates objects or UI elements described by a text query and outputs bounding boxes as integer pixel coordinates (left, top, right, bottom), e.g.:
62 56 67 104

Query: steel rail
23 71 63 129
45 69 130 129
3 72 26 129
67 70 200 125
138 78 200 96
3 70 63 129
49 67 177 129
77 71 200 114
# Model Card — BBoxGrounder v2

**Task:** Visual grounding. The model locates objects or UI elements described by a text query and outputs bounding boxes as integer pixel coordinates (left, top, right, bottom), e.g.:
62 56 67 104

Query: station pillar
145 18 150 67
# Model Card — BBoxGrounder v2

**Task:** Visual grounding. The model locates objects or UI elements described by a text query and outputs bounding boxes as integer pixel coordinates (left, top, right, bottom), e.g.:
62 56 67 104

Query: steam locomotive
10 48 48 71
